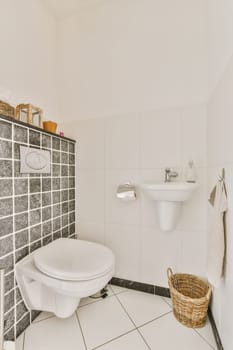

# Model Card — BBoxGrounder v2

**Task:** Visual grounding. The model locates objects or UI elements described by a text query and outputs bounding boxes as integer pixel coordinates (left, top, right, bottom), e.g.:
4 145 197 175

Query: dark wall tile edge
111 277 223 350
208 309 224 350
110 277 170 297
0 115 76 143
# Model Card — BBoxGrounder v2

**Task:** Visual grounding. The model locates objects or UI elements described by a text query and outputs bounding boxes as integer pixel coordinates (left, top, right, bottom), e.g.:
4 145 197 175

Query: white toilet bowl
15 238 115 318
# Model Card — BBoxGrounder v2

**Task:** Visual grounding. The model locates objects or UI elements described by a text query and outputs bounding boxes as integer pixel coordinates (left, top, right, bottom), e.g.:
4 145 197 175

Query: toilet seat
34 238 114 281
16 237 115 318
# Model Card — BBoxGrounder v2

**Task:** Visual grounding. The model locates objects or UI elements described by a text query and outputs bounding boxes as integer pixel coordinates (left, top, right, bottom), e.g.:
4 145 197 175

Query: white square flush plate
20 146 51 174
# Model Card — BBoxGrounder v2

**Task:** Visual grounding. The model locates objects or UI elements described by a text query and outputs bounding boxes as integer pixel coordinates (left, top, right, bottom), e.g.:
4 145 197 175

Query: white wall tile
105 170 141 225
181 229 207 278
140 110 182 169
77 170 105 222
181 104 207 167
207 73 233 166
139 226 182 286
105 115 140 169
105 223 141 281
178 167 207 231
77 221 105 244
63 103 207 290
76 119 106 169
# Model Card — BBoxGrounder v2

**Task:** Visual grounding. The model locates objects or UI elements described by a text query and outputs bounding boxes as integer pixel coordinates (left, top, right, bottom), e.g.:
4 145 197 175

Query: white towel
207 180 227 287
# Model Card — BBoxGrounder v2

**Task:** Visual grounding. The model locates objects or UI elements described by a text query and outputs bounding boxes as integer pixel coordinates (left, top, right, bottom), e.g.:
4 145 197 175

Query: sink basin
141 182 199 202
141 182 199 232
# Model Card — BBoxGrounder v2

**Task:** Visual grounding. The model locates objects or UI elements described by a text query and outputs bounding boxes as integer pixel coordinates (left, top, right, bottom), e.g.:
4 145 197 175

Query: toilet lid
33 238 115 281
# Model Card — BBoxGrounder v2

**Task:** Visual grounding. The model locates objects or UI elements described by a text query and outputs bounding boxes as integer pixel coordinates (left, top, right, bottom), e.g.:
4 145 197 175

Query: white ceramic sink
141 182 199 232
141 182 199 202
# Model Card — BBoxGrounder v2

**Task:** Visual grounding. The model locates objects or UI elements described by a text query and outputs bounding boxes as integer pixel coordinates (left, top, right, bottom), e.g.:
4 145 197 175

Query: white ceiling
41 0 102 20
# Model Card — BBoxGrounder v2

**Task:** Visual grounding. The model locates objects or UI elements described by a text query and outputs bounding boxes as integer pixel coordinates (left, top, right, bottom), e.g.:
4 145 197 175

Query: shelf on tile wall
0 114 76 143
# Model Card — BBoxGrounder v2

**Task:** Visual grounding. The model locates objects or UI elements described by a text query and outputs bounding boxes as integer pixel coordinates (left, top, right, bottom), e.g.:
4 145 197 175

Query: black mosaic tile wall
0 116 76 341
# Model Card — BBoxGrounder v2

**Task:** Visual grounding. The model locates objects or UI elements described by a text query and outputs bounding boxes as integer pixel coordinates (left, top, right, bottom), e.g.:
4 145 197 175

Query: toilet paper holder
116 183 137 201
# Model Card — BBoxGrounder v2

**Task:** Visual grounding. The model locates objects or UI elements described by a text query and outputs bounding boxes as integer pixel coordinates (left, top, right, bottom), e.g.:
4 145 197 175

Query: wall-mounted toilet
16 238 115 318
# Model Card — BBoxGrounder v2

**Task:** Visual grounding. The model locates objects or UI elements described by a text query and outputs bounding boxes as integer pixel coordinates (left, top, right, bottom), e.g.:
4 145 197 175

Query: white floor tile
20 290 216 350
77 296 135 349
16 332 24 350
117 290 171 326
162 296 172 307
79 296 100 307
24 314 85 350
96 330 149 350
196 318 217 349
33 311 54 323
110 284 128 295
139 313 213 350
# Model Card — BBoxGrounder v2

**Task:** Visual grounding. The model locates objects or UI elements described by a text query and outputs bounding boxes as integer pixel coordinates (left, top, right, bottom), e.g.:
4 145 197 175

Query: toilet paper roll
116 184 137 201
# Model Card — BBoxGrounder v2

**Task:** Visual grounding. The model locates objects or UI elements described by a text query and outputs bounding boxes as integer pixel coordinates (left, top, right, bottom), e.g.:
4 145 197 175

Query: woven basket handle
167 267 173 279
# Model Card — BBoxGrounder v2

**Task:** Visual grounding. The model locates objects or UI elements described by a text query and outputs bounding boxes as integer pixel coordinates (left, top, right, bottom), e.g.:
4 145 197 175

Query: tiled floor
16 286 217 350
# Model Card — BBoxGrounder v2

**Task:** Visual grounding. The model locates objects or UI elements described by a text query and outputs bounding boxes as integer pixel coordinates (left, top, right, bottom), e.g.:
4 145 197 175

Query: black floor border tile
110 277 169 297
208 309 224 350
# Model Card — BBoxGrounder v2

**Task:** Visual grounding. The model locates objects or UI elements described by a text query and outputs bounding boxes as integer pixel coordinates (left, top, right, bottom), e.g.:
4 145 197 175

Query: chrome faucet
165 168 178 182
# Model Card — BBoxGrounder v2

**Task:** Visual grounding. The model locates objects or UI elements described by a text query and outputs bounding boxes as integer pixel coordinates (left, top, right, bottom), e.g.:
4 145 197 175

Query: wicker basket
167 268 212 328
0 100 15 118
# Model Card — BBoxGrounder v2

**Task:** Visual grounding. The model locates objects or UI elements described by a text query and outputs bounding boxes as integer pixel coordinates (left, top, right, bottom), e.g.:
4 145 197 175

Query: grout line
92 329 137 350
161 296 172 308
137 310 172 329
75 312 88 350
0 195 75 221
32 314 55 324
0 121 76 340
136 328 152 350
194 328 216 350
113 281 154 349
115 292 172 330
0 208 75 247
113 293 134 323
3 322 14 334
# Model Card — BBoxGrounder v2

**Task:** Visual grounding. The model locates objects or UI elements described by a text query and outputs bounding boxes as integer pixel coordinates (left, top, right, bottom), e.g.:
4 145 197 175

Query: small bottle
186 160 196 183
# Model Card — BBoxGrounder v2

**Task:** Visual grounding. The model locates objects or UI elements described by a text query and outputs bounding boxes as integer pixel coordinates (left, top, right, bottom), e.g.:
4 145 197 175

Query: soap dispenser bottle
186 160 196 183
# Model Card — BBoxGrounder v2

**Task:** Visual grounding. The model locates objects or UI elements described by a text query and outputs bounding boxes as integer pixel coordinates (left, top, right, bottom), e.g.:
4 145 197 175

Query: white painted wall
59 0 208 121
0 0 58 118
207 1 233 349
207 0 233 94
